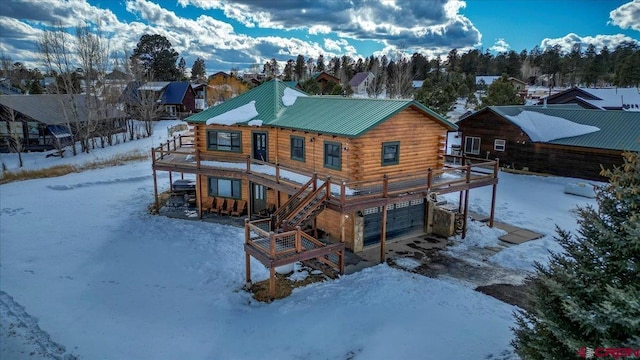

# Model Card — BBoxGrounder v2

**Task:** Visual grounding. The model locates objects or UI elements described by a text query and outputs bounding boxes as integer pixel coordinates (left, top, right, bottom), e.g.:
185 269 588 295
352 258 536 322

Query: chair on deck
220 199 236 215
202 197 215 213
210 198 226 215
231 200 247 217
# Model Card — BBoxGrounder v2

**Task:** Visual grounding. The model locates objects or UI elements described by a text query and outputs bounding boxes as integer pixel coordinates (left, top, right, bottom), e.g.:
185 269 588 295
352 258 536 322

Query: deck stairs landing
244 175 344 300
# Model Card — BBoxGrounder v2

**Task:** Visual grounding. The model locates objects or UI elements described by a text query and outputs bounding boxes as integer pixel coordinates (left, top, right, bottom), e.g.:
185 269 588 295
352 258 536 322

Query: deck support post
380 204 388 264
196 174 202 219
340 214 346 243
169 171 173 191
462 163 471 239
269 266 275 302
153 169 159 213
489 159 499 228
244 219 252 285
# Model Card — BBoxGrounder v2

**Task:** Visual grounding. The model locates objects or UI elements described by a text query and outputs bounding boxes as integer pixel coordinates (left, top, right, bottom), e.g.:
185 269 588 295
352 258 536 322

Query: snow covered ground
0 121 599 359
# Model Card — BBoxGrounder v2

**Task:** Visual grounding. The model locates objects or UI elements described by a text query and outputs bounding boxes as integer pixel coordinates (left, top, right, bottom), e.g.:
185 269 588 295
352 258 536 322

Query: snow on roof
205 100 258 125
247 119 263 126
505 110 600 142
138 82 170 91
282 87 307 106
578 87 640 110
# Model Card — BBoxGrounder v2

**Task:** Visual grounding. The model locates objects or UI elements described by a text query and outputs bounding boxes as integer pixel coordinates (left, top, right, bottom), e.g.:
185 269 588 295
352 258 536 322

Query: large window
208 177 241 199
290 136 305 162
324 141 341 170
464 136 481 155
494 139 506 152
207 130 241 152
381 141 400 166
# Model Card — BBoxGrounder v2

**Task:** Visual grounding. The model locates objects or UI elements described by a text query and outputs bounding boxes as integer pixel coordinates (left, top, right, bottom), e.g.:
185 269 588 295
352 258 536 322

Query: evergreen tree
481 74 522 107
131 34 179 81
294 55 306 81
513 152 640 359
190 57 206 81
316 55 325 72
177 57 186 80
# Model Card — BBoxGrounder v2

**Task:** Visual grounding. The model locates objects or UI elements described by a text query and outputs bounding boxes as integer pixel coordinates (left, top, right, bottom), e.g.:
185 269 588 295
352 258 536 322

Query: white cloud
541 33 639 53
609 0 640 31
489 39 510 53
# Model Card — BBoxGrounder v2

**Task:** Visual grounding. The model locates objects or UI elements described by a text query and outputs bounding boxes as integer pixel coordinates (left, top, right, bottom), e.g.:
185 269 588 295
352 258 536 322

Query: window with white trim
464 136 481 155
494 139 506 151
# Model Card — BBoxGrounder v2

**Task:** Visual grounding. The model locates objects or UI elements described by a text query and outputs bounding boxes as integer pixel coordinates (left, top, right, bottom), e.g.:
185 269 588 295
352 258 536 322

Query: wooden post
169 171 173 191
196 175 202 219
325 177 331 200
269 266 275 301
153 168 159 213
295 226 302 253
427 167 433 189
339 248 345 275
269 232 276 258
195 149 201 169
489 159 499 228
380 204 388 264
341 181 346 205
244 219 251 284
463 163 471 239
340 214 346 243
382 174 388 197
246 155 251 173
275 163 280 183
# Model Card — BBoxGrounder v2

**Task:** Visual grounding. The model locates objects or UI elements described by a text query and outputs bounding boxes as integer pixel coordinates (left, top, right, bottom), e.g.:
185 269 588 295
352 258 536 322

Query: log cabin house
456 105 640 181
151 79 499 298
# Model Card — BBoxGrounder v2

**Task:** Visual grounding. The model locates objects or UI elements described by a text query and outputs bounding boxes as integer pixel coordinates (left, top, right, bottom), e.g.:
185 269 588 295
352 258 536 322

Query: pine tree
513 152 640 359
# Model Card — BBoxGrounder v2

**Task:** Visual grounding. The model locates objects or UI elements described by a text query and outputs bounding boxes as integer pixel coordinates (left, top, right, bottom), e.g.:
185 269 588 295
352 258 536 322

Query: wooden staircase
269 175 328 233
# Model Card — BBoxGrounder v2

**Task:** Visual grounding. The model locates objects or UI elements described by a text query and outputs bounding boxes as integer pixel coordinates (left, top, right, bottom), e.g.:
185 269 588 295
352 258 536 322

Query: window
290 136 305 162
464 136 481 155
208 177 241 199
166 105 177 117
494 139 506 152
207 130 241 152
323 141 341 170
381 141 400 166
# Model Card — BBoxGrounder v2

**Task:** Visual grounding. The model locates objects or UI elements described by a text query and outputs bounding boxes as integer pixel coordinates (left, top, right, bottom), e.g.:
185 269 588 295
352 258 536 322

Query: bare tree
387 57 414 99
367 57 386 98
1 105 24 167
75 22 110 153
37 23 81 156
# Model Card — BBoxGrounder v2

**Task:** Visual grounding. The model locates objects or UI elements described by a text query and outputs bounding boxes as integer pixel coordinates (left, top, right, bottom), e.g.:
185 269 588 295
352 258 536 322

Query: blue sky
0 0 638 75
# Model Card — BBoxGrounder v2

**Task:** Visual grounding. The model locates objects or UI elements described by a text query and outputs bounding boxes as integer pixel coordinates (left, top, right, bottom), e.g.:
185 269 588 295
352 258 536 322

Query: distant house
457 105 640 180
121 81 196 119
191 83 207 112
207 72 249 105
541 87 640 111
309 71 341 94
349 72 375 96
0 94 126 153
476 75 526 92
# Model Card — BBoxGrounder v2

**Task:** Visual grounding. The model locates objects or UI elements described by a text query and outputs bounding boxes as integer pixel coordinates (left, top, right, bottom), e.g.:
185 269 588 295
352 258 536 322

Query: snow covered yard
0 122 598 359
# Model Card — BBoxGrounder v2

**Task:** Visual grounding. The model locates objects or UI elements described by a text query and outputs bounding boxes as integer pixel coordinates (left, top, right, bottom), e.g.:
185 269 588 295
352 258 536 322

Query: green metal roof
487 105 640 151
186 79 457 137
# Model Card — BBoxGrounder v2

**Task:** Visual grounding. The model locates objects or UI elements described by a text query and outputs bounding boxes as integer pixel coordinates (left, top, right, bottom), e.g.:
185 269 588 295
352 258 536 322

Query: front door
251 183 267 215
252 132 268 162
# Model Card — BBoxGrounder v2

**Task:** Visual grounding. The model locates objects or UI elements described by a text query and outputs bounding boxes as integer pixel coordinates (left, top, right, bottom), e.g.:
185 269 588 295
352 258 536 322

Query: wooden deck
152 135 500 218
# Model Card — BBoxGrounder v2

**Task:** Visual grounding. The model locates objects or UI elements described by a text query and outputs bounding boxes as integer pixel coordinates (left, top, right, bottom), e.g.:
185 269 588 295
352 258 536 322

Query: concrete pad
499 229 543 244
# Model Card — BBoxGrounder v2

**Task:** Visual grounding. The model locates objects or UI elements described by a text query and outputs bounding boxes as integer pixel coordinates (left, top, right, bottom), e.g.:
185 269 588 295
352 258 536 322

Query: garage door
363 199 425 246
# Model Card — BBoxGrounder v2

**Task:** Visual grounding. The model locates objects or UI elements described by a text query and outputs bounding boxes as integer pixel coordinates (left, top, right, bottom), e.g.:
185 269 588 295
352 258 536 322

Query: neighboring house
349 72 375 96
0 94 126 152
456 105 640 181
309 71 341 94
541 87 640 111
152 79 499 298
0 78 22 95
476 75 526 92
121 81 196 119
191 83 207 112
207 71 249 105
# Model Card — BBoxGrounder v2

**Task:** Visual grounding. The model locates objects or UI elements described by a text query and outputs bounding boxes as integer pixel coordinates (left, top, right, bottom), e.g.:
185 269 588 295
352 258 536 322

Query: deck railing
153 135 499 209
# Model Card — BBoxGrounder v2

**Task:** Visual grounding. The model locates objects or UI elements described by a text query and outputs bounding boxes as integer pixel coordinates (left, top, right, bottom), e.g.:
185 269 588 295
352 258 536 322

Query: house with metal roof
541 87 640 111
0 94 126 153
349 72 375 96
151 79 500 297
120 81 196 119
456 105 640 180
